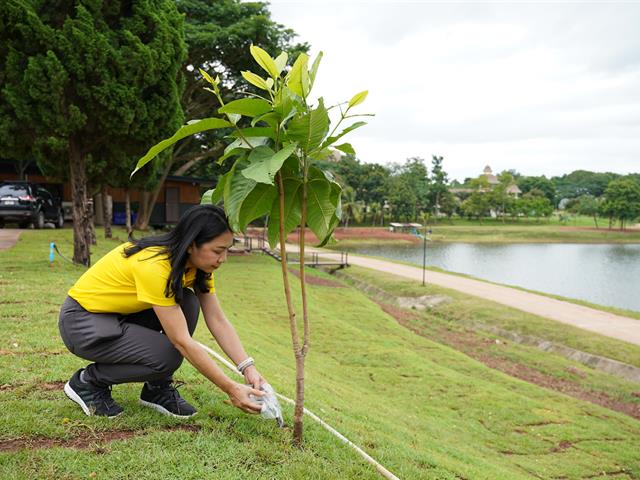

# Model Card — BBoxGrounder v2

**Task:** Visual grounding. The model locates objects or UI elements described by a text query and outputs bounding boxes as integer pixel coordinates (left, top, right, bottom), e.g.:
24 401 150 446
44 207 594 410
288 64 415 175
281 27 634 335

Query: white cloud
267 1 640 181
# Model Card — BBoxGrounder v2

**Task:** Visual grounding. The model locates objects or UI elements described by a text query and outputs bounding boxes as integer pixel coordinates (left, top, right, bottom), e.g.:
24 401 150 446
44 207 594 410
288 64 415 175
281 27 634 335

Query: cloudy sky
267 0 640 182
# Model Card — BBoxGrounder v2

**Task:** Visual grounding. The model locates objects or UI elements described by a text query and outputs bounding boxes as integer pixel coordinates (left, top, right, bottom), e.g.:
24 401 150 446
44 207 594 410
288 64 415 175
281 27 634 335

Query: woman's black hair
123 204 232 304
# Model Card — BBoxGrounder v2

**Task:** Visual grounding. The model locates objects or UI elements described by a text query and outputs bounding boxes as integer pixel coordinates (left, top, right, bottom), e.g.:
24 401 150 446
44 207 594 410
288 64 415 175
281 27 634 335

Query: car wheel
55 210 65 228
18 221 30 229
0 220 4 229
34 211 45 229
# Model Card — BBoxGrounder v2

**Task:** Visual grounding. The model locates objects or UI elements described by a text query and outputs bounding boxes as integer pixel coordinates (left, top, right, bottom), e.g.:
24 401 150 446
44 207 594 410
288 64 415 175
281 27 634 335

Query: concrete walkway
0 229 21 250
288 246 640 346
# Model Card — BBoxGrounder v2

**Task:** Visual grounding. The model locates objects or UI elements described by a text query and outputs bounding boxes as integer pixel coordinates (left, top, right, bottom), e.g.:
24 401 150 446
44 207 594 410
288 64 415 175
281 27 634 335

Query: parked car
0 181 65 229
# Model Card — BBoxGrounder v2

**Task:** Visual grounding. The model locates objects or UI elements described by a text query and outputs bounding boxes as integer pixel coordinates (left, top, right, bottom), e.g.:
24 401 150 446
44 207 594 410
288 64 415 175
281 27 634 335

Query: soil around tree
0 424 200 452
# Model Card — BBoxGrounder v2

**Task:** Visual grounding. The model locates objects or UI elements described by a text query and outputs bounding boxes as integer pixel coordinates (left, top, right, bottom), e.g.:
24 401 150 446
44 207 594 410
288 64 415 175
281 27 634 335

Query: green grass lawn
1 229 640 479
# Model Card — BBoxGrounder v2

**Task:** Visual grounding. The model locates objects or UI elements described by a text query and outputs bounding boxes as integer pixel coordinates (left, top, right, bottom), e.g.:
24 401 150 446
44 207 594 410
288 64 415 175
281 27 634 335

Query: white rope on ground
196 341 401 480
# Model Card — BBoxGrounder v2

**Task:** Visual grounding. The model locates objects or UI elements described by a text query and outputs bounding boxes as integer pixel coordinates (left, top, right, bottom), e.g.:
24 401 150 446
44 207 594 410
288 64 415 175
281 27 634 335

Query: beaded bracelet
237 357 255 374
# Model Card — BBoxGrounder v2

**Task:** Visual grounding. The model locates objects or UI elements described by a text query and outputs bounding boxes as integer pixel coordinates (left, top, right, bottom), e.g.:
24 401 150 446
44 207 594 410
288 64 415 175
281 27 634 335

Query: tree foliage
0 0 186 264
133 45 370 444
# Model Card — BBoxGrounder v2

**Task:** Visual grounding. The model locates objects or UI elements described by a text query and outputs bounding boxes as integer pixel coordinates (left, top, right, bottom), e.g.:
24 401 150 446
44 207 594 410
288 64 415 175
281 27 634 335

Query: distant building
450 165 521 198
482 165 499 185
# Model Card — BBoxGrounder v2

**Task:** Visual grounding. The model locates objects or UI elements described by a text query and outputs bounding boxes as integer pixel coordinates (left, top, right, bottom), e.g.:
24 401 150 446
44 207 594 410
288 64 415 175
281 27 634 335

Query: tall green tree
133 46 370 445
428 155 449 216
134 0 309 229
517 175 557 206
0 0 186 265
601 178 640 230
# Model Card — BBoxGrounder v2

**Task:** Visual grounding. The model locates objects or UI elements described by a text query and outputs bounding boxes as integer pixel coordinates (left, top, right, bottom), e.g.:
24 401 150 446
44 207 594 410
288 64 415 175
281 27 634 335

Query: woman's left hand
243 365 265 389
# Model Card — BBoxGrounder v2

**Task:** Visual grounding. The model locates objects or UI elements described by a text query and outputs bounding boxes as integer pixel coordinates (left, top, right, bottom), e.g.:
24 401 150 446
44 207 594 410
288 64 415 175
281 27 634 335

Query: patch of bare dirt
287 268 345 288
287 227 421 244
0 425 200 452
0 381 66 392
376 301 640 420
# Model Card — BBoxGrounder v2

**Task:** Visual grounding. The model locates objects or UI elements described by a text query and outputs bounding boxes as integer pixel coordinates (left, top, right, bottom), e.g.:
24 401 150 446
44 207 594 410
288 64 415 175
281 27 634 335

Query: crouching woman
58 204 264 418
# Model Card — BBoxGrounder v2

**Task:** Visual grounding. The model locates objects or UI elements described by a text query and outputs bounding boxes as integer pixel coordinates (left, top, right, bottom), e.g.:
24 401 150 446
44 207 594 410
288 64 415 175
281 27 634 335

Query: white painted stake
196 341 401 480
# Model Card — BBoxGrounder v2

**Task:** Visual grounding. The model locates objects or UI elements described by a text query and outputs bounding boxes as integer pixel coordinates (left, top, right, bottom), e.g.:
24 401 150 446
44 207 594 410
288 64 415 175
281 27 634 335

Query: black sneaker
63 369 124 418
139 381 197 418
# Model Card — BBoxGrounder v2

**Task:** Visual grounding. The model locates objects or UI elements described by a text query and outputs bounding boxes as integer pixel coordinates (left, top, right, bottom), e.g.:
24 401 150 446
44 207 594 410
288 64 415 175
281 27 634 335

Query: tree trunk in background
125 188 132 236
69 138 91 266
102 185 112 239
135 191 152 230
88 198 97 245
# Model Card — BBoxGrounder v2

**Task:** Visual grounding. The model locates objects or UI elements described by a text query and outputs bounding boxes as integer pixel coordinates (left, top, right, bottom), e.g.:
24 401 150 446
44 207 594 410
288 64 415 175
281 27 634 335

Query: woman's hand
225 382 265 414
242 365 265 390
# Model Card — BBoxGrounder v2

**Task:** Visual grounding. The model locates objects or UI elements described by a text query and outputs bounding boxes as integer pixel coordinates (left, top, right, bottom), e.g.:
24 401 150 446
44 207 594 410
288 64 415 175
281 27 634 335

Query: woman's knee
150 346 183 376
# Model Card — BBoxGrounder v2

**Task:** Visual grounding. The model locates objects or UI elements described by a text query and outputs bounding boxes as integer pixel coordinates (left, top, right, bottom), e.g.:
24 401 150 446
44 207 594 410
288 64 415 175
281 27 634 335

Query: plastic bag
249 382 284 427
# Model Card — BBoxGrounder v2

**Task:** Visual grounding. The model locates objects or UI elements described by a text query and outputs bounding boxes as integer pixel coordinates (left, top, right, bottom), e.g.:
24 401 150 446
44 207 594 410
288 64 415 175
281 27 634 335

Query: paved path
287 246 640 346
0 229 21 250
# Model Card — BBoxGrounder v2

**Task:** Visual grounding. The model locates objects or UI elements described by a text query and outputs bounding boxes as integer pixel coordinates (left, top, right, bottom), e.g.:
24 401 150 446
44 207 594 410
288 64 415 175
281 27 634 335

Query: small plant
133 45 370 444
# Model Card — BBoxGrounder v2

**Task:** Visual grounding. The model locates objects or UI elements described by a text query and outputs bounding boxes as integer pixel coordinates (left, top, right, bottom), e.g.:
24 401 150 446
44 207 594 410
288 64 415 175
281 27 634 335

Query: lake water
339 242 640 312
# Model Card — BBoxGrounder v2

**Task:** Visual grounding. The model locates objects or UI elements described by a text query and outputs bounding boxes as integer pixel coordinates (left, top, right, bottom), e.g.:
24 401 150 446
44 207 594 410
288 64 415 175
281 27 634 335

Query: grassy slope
1 229 639 479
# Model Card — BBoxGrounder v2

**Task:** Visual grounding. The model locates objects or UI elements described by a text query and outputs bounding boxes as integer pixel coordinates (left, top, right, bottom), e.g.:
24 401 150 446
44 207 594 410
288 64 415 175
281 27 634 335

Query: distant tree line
315 156 640 230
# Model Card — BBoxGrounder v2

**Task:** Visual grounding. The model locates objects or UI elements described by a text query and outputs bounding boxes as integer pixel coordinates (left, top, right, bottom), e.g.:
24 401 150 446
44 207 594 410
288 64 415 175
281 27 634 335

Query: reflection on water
340 242 640 312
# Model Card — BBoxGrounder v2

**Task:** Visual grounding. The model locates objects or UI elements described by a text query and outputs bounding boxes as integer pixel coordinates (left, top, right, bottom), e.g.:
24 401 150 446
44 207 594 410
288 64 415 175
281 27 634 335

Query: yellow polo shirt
68 243 214 314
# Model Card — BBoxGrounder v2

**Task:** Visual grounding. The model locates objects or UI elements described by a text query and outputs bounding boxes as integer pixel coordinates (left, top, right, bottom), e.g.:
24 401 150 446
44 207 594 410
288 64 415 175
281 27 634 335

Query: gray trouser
58 289 199 388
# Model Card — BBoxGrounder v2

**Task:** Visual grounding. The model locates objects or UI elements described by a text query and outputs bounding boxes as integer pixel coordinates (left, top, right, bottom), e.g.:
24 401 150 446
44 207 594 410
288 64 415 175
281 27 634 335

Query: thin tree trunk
125 188 132 235
593 214 598 229
102 185 112 239
88 197 97 245
276 173 303 446
295 164 310 446
69 137 91 266
135 191 152 230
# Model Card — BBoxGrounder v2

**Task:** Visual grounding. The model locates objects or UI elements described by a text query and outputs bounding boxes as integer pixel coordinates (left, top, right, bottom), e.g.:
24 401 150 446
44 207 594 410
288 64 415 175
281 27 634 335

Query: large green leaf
251 112 279 128
309 52 323 91
334 143 355 155
219 98 272 118
273 87 297 126
250 45 279 79
268 178 302 249
205 172 229 205
201 189 214 205
286 99 329 153
223 159 258 231
274 52 288 75
132 118 232 176
287 53 309 98
241 71 271 91
306 167 337 241
322 121 367 148
237 183 277 232
223 136 270 155
229 127 275 140
348 90 368 109
241 143 298 185
316 171 342 246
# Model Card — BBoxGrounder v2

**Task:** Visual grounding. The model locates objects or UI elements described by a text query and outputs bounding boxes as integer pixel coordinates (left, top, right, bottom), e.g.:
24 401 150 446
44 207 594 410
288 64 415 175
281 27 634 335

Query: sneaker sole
64 381 122 419
139 399 197 419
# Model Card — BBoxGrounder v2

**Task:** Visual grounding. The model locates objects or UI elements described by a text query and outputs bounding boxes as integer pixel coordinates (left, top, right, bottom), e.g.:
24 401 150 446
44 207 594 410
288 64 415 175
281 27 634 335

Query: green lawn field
1 228 639 479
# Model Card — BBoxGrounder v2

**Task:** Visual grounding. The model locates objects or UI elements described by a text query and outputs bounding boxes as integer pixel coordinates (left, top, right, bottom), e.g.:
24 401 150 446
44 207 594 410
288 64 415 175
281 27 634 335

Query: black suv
0 181 64 229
